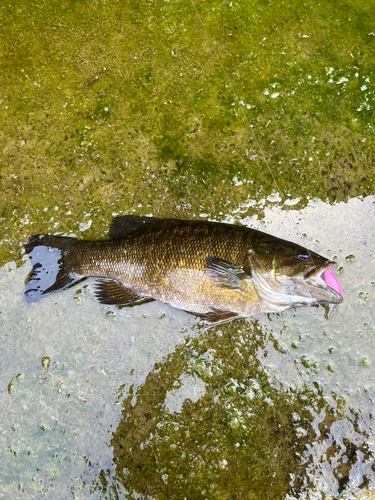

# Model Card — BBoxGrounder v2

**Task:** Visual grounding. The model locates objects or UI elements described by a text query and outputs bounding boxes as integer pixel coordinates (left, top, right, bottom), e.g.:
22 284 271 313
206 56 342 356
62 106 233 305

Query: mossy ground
0 0 374 265
111 323 319 499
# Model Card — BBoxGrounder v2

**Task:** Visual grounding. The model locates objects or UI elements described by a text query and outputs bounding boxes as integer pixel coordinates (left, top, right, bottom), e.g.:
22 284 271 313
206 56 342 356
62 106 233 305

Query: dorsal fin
109 216 170 238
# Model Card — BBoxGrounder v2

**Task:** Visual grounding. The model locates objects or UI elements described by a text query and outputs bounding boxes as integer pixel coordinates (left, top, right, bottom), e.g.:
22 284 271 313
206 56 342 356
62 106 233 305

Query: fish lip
306 261 343 303
305 260 337 279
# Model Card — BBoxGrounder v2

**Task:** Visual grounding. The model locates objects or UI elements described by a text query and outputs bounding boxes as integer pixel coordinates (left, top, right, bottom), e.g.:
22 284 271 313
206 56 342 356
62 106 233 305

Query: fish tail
24 235 83 303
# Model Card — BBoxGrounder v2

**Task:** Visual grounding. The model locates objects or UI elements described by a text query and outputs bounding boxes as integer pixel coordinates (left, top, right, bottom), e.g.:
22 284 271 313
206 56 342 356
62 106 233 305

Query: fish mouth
251 258 343 309
305 261 343 304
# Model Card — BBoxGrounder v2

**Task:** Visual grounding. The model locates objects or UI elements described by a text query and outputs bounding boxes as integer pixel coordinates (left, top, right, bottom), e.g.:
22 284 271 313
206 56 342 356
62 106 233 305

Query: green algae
1 0 375 267
111 323 319 499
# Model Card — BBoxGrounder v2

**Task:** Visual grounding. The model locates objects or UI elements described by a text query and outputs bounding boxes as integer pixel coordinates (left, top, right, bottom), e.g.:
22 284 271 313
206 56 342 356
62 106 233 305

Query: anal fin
204 309 240 328
95 279 151 306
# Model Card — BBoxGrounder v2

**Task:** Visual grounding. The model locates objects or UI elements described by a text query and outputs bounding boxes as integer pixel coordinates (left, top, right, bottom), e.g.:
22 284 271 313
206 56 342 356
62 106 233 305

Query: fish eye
298 252 310 261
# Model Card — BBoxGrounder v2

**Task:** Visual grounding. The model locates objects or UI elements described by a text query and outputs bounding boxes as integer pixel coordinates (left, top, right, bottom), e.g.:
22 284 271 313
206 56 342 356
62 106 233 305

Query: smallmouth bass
24 216 343 326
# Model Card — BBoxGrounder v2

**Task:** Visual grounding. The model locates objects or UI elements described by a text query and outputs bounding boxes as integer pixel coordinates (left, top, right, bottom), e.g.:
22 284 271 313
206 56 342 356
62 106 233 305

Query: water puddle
0 196 374 498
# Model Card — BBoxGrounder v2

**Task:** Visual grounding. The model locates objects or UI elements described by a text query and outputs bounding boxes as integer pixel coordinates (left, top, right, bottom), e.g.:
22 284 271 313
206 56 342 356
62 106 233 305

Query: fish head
247 239 343 310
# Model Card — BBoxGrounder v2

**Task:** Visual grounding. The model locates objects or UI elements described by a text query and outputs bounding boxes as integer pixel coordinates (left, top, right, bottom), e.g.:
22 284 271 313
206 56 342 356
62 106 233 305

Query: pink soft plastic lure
324 268 342 296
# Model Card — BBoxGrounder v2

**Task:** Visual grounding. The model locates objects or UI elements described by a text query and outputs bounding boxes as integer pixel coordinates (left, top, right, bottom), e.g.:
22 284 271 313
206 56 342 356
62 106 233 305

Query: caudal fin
24 235 83 303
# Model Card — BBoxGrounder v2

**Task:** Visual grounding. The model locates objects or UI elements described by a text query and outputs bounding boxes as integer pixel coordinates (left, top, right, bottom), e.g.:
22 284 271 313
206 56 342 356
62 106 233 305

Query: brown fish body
25 216 343 326
69 221 264 317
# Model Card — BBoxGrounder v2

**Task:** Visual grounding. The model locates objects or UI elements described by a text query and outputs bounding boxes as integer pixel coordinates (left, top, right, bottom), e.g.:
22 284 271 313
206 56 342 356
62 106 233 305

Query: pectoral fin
95 279 152 306
204 309 240 328
205 257 249 288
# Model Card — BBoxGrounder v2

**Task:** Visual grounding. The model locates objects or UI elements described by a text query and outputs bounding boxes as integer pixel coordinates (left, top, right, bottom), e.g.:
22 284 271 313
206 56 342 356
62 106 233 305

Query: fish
24 216 343 327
